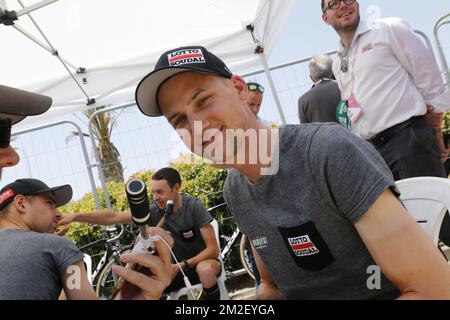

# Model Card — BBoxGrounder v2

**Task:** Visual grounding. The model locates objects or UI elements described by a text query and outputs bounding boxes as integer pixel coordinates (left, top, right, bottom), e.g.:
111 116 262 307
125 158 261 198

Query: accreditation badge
336 100 351 129
347 94 363 124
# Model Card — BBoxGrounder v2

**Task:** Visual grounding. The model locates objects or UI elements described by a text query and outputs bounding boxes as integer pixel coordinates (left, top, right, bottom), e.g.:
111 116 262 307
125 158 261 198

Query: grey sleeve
42 234 85 276
308 124 398 224
193 198 213 228
298 97 308 124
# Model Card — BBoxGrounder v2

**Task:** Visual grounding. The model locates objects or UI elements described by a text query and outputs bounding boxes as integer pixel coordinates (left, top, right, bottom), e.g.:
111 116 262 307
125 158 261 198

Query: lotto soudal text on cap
135 46 233 117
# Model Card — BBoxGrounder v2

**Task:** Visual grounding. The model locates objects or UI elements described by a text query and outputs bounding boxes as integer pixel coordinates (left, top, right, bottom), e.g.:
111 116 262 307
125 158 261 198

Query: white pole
15 0 59 17
259 52 287 125
0 0 7 11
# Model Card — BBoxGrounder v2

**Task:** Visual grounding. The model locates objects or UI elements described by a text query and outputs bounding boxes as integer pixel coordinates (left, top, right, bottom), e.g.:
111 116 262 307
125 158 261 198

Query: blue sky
4 1 450 201
270 0 450 65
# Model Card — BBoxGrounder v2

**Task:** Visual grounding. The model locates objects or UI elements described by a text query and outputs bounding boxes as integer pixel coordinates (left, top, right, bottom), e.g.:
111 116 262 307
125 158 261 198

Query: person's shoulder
308 124 359 153
224 168 243 193
182 194 205 207
280 124 323 144
373 17 412 31
182 193 198 202
41 232 77 249
314 80 340 93
298 87 313 101
311 123 354 141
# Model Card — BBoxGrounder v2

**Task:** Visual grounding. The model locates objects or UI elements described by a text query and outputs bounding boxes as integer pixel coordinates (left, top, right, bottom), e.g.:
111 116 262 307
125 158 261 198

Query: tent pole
12 24 78 71
0 0 7 11
15 0 59 17
259 51 287 125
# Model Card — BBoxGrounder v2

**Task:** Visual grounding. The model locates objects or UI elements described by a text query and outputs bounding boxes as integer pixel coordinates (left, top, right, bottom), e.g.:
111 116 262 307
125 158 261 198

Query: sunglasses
323 0 356 13
247 83 265 94
0 118 12 149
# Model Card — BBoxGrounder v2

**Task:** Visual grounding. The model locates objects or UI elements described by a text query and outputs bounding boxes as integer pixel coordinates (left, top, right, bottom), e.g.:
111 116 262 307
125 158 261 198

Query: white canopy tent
0 0 295 129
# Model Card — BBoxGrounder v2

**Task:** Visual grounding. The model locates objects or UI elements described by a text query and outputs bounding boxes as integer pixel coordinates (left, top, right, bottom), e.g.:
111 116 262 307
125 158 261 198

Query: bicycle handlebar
207 202 228 212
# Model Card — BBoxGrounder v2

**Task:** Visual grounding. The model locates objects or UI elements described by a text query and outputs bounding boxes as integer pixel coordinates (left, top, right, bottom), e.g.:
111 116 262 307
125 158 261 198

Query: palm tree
68 106 124 183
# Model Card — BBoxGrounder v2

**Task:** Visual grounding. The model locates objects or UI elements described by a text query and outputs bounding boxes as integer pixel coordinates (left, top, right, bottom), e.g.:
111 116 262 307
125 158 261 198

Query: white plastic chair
168 219 229 300
396 177 450 246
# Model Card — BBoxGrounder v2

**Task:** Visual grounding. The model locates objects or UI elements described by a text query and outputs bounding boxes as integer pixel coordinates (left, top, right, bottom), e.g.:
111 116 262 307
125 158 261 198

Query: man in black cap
0 178 174 300
134 45 450 299
0 84 53 179
0 85 175 300
0 178 98 299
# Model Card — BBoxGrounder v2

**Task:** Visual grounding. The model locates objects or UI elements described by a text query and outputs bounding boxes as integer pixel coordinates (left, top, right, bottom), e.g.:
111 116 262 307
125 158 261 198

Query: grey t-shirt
223 124 400 300
0 228 84 300
148 194 213 261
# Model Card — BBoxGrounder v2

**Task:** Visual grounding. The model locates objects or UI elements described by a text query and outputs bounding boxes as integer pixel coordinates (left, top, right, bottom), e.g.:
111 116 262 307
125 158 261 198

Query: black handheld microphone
125 179 150 240
111 179 152 299
156 199 174 228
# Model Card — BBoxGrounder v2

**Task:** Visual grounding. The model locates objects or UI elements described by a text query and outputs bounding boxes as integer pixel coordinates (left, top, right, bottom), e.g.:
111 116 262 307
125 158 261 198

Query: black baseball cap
0 178 72 211
0 84 53 125
135 46 233 117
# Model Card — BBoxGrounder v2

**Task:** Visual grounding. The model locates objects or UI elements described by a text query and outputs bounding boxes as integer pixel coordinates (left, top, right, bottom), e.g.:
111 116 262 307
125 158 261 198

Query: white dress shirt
333 18 450 139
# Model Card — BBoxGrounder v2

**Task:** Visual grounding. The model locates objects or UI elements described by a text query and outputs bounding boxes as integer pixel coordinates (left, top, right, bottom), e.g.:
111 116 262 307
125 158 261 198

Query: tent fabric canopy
0 0 295 129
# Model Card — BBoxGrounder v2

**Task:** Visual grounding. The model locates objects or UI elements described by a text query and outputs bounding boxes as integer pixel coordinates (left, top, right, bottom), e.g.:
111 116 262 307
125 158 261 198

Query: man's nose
1 146 20 168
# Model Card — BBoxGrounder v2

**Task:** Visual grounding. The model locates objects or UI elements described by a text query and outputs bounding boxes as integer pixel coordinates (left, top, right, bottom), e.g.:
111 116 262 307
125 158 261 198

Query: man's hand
57 213 79 227
425 105 443 128
434 131 450 162
54 227 70 236
112 227 173 300
425 106 449 162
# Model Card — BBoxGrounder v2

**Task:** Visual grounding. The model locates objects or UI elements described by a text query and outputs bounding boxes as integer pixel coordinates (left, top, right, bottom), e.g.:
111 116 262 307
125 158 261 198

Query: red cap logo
0 189 14 206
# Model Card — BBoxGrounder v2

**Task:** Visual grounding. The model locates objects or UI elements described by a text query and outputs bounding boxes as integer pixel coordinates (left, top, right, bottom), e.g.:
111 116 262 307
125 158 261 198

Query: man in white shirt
322 0 450 242
322 0 450 174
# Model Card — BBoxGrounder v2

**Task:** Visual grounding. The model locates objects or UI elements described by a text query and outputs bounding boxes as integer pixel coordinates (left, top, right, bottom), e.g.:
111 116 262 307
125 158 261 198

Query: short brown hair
152 167 181 188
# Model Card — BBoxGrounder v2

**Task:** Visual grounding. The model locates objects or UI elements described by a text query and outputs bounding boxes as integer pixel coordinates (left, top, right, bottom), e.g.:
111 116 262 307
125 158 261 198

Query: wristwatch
182 260 190 271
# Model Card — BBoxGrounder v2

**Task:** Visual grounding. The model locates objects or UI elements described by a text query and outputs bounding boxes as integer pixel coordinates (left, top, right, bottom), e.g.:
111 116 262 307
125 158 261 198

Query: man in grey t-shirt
0 85 174 300
59 167 223 300
0 178 96 300
132 45 450 299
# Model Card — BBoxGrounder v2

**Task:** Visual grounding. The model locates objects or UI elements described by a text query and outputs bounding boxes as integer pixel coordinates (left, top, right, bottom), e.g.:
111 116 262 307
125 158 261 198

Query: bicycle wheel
95 257 121 298
239 234 255 280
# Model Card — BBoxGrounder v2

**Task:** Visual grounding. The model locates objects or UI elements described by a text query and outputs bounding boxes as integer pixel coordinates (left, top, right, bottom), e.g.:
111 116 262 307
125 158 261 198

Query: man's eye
173 116 187 128
198 96 210 106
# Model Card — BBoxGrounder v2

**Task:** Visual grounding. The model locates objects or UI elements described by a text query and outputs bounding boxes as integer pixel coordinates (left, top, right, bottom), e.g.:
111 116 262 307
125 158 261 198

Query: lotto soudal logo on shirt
288 234 319 257
182 230 194 239
168 49 206 67
279 222 335 271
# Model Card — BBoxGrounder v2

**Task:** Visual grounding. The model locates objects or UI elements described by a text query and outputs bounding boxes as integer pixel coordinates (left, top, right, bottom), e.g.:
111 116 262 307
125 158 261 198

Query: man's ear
173 183 181 193
230 75 249 101
13 195 27 214
322 13 329 25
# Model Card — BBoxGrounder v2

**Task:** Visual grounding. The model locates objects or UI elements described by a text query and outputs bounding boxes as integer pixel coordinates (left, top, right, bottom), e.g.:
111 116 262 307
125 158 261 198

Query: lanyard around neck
338 36 361 99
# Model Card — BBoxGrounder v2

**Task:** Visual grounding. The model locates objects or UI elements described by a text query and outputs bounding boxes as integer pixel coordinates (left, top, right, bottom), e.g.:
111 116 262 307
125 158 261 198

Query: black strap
369 116 423 147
